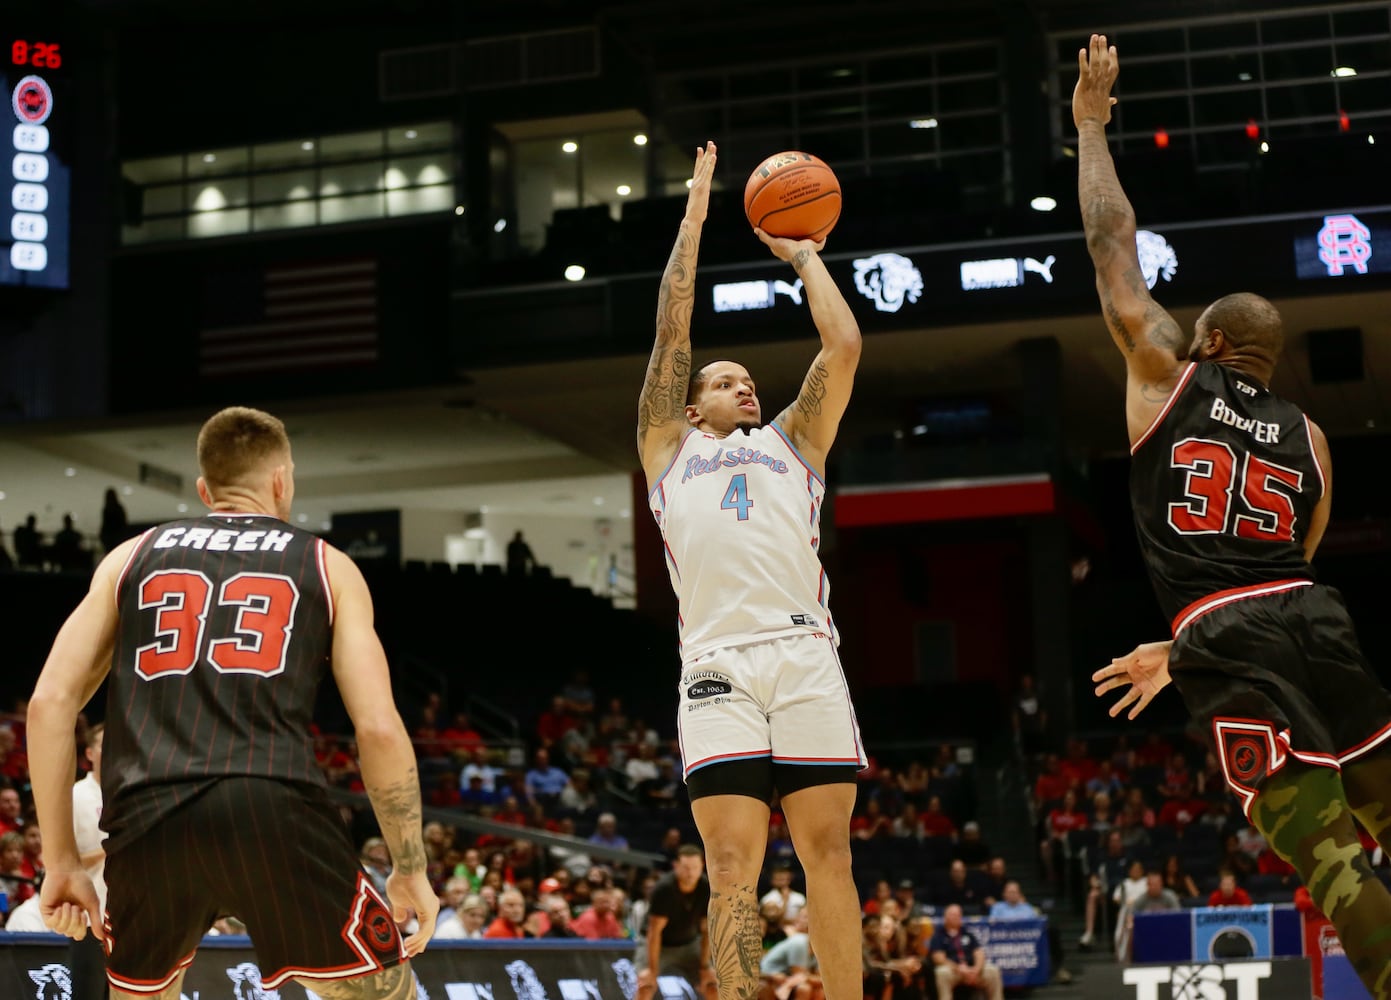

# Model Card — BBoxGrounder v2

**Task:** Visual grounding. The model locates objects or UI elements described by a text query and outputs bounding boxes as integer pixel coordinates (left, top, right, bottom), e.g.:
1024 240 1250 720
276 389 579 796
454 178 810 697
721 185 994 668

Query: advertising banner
965 917 1049 987
1191 905 1273 961
1078 957 1312 1000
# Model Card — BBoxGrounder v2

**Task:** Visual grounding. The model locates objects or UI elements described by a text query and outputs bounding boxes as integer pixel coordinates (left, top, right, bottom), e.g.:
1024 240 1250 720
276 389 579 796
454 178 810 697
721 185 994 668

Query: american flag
198 257 380 377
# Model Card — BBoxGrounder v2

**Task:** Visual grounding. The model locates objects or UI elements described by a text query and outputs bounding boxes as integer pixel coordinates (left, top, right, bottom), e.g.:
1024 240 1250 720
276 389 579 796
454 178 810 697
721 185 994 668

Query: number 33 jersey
650 423 834 661
105 512 333 839
1130 361 1325 630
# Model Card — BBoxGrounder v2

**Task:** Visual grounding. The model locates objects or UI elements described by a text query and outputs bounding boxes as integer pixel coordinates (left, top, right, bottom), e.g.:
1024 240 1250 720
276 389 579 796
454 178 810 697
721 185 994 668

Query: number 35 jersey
106 512 333 840
651 423 834 661
1130 361 1325 629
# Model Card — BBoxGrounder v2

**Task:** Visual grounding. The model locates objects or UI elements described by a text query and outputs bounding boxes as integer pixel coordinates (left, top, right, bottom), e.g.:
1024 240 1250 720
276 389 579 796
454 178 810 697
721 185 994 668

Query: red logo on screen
12 74 52 125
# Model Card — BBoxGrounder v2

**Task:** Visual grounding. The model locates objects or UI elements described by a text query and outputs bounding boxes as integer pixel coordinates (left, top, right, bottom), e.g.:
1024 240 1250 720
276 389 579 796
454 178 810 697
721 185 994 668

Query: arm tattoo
795 359 830 421
707 885 763 1000
364 767 426 875
1101 287 1135 350
1139 382 1173 403
791 249 811 274
638 224 699 446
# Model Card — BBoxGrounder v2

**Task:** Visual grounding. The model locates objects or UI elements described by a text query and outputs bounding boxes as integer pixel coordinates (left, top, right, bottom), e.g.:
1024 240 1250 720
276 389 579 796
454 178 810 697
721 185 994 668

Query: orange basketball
744 151 841 241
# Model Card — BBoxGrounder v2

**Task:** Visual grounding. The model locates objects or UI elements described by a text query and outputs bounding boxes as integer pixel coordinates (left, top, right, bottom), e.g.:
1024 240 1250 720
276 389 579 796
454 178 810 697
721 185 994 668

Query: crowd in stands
0 488 134 573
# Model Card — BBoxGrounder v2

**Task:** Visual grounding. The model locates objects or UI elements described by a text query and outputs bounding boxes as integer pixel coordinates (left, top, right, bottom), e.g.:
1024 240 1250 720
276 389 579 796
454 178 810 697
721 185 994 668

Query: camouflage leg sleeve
1251 764 1391 999
1343 751 1391 855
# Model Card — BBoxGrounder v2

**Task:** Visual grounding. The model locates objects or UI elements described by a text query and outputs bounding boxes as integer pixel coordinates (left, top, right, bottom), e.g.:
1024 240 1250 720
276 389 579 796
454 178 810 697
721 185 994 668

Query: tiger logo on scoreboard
12 74 53 126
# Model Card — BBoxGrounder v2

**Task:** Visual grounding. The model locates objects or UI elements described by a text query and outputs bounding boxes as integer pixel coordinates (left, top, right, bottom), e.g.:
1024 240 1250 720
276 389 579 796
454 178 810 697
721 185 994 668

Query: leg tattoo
707 884 763 1000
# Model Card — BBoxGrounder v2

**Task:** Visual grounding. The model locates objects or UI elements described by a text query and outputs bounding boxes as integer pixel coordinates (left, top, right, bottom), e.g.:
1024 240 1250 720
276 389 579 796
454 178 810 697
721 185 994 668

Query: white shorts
676 631 867 779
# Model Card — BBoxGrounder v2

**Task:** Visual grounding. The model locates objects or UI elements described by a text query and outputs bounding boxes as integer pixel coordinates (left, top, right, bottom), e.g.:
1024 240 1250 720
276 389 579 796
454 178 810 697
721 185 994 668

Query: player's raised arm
1074 34 1189 443
638 141 716 484
765 230 861 475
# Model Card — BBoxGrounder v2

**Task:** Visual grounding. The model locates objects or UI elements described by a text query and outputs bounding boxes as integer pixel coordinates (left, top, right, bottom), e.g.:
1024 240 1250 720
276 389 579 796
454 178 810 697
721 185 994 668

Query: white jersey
650 423 833 661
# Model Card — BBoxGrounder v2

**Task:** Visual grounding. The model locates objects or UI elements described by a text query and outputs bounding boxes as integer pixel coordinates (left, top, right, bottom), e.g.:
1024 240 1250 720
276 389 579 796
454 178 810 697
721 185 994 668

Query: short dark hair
676 843 704 859
1201 292 1284 363
197 406 291 490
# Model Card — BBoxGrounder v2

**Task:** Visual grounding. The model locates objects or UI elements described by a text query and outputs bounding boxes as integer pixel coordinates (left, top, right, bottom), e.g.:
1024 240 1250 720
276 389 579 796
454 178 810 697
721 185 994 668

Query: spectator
918 795 956 839
898 761 931 806
891 803 921 838
1116 869 1181 962
52 513 86 571
760 908 818 999
862 879 893 916
0 831 34 910
953 821 991 866
991 882 1071 985
1208 871 1253 908
571 886 626 939
543 897 580 938
928 904 1003 1000
561 669 595 719
525 748 570 807
1012 674 1048 755
437 876 472 925
0 728 26 782
1086 761 1126 799
1221 833 1258 882
1059 738 1099 790
460 774 502 811
359 837 391 898
0 521 12 570
640 845 714 999
506 530 536 577
761 863 806 921
933 859 983 911
1160 753 1193 799
625 716 660 749
1161 855 1200 901
434 893 489 939
625 741 661 793
761 900 788 949
440 713 485 756
1080 831 1131 950
893 879 928 920
1133 732 1173 769
1157 780 1207 831
19 823 41 881
1196 751 1226 799
851 798 891 840
864 913 924 1000
1090 790 1116 836
560 768 598 814
460 746 500 793
13 514 40 569
494 795 528 828
588 812 629 851
485 888 531 938
767 813 796 866
1117 786 1156 849
598 697 629 740
1032 753 1069 812
982 857 1009 906
1041 789 1088 886
99 488 129 554
537 695 578 748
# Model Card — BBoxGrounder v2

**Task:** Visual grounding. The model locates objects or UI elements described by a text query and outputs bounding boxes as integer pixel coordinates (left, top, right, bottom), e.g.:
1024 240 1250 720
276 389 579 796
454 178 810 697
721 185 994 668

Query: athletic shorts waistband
1171 578 1314 637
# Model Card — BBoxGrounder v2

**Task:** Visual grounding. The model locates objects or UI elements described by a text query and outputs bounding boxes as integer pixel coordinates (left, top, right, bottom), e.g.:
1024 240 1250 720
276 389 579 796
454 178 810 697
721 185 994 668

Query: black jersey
1130 362 1325 631
103 512 333 846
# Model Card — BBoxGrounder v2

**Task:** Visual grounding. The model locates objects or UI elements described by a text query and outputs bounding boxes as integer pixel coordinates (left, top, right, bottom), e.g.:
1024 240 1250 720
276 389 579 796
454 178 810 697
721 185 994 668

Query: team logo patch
686 680 732 699
1227 737 1266 783
13 75 54 126
360 895 399 954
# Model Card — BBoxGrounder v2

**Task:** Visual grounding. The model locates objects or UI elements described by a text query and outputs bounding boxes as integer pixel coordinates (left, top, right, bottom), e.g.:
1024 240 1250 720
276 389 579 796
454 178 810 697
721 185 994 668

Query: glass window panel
124 156 183 185
1117 95 1188 133
387 184 455 216
717 134 794 179
1191 55 1260 89
578 129 645 209
798 127 862 167
386 153 454 189
513 137 578 253
1111 28 1185 59
388 122 451 152
1336 76 1391 116
1192 89 1262 128
188 208 250 239
320 130 383 161
937 78 1000 114
187 147 248 178
253 169 316 204
1261 13 1330 45
1189 21 1258 51
864 84 936 121
665 107 724 145
1333 8 1390 38
796 63 862 92
254 139 317 170
871 52 936 85
321 161 385 197
1333 40 1391 77
1266 81 1337 120
319 193 384 225
1266 45 1342 81
937 46 996 77
142 183 184 216
936 112 1003 152
189 177 249 211
798 93 861 127
253 202 317 231
660 74 723 105
729 99 794 131
728 68 792 99
122 218 184 244
1118 59 1188 94
869 120 939 160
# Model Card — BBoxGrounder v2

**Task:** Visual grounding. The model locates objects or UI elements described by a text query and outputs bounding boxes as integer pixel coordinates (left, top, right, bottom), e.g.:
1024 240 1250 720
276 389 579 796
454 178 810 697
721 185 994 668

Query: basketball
744 151 841 242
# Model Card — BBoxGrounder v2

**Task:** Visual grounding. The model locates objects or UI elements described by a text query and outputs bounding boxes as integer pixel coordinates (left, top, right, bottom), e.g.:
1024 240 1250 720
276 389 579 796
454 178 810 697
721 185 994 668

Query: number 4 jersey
104 512 333 850
1131 361 1326 632
651 423 833 661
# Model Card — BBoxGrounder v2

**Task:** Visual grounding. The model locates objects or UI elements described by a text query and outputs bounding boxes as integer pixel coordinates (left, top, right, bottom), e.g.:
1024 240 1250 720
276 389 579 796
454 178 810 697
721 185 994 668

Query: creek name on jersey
152 525 295 552
681 444 790 482
1209 397 1280 444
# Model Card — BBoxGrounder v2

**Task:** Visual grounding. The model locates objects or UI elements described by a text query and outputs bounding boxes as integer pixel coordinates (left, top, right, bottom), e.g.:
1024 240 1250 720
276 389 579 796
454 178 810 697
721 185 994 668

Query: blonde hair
196 407 290 490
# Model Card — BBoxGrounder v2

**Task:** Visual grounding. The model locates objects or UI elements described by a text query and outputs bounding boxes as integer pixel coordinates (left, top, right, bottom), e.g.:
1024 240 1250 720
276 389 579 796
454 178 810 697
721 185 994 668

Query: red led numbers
10 41 61 69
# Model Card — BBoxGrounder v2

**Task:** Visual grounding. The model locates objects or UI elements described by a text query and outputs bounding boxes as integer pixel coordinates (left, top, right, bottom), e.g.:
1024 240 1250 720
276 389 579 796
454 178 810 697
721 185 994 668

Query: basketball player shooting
637 141 867 1000
28 407 436 1000
1076 34 1391 996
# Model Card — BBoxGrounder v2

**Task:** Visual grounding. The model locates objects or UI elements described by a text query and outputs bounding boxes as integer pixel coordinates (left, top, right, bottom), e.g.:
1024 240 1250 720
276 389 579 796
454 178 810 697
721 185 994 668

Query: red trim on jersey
648 429 695 501
1170 578 1313 636
316 537 335 626
683 748 773 776
1130 362 1198 455
106 949 198 993
1337 719 1391 765
1303 414 1327 499
768 421 826 487
114 527 160 610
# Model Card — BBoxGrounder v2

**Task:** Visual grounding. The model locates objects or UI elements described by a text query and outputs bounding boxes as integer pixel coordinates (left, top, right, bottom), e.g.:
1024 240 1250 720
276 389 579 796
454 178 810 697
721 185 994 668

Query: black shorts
103 776 405 994
1170 582 1391 814
686 757 858 803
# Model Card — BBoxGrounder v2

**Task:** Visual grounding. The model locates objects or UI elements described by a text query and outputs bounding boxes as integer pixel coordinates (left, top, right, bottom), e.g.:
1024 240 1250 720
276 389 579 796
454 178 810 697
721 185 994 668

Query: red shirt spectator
441 713 485 755
1047 794 1089 838
1208 874 1252 908
484 890 529 938
1033 754 1069 807
1134 733 1174 768
1158 794 1207 830
571 890 626 939
918 796 957 838
537 696 578 747
1059 739 1099 789
494 797 529 828
1257 849 1295 877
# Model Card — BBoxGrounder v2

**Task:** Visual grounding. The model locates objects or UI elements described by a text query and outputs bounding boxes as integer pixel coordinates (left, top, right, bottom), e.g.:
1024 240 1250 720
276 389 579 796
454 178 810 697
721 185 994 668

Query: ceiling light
1259 141 1269 153
593 496 605 505
685 178 693 188
562 141 578 153
1237 72 1253 82
1370 135 1377 145
121 485 133 495
909 118 939 129
455 205 465 215
1030 196 1057 212
405 129 418 139
479 505 489 514
1061 146 1076 158
493 218 507 232
1332 66 1357 78
633 133 648 146
177 503 189 512
320 520 331 531
619 509 630 519
297 513 309 523
564 264 586 281
616 184 631 196
202 153 216 163
64 467 76 477
301 140 315 151
0 491 6 500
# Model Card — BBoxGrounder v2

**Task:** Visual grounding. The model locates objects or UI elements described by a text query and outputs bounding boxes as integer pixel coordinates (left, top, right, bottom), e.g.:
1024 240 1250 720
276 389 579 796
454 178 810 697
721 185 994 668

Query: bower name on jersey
152 525 295 552
1209 397 1280 444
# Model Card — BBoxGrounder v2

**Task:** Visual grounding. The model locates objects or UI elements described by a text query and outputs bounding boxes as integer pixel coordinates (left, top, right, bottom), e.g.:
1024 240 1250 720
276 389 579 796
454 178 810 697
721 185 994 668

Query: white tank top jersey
650 422 834 661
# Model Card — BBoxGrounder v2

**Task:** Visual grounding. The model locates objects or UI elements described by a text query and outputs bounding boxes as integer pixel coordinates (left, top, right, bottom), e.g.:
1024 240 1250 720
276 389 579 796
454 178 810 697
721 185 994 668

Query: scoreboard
2 36 67 289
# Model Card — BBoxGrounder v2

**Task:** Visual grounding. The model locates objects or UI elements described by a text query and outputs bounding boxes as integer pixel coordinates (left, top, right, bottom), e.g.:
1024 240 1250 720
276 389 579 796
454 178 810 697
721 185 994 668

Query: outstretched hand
684 141 717 224
1073 33 1119 128
1092 640 1173 720
754 227 825 266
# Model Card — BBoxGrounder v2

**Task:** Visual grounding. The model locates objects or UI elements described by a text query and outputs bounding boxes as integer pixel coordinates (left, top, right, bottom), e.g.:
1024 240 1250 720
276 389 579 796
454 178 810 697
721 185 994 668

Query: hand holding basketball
754 227 825 265
684 141 718 224
744 151 841 241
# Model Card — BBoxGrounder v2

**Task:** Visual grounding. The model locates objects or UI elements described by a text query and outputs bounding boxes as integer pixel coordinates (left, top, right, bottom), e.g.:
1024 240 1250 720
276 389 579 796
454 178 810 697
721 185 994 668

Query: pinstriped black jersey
1130 362 1324 625
102 512 333 847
